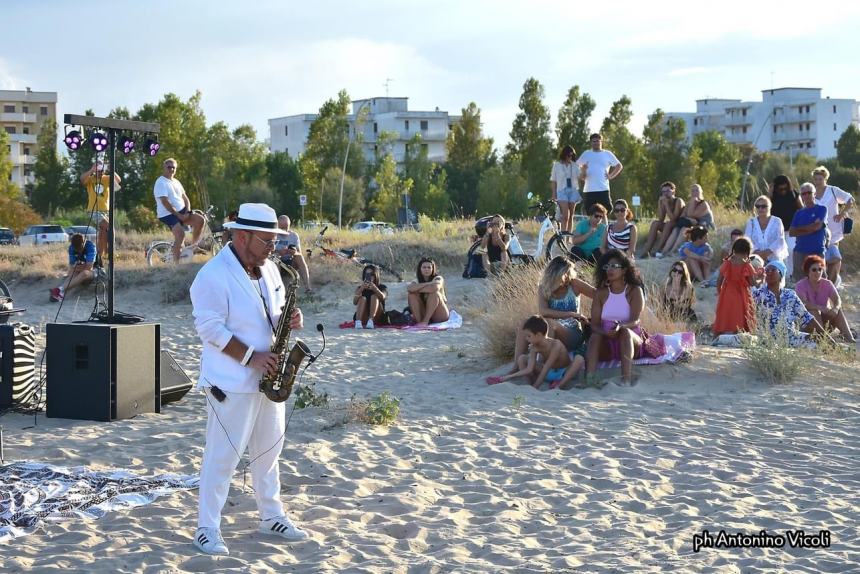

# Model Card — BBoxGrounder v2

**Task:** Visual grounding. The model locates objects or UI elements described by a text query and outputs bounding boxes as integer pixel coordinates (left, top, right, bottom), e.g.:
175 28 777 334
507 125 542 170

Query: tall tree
599 95 647 205
445 102 495 216
0 131 21 200
690 130 741 205
506 78 554 200
836 124 860 169
475 157 529 219
555 85 596 154
370 154 411 222
403 133 450 218
641 109 692 209
266 151 303 218
29 118 75 215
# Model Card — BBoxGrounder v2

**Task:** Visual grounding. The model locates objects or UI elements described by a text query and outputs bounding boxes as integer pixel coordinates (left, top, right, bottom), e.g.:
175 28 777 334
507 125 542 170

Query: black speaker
46 322 161 421
0 323 37 408
160 349 193 406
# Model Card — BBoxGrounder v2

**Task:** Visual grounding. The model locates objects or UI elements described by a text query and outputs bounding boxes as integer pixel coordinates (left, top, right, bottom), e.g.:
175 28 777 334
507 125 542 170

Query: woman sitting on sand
660 260 697 324
659 184 714 256
794 255 855 343
507 256 595 370
752 260 830 348
744 194 788 264
407 257 450 326
353 264 387 329
585 249 646 385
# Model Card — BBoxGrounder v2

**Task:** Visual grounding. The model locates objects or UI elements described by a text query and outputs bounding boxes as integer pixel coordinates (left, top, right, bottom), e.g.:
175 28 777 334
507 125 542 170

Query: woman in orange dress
712 237 758 335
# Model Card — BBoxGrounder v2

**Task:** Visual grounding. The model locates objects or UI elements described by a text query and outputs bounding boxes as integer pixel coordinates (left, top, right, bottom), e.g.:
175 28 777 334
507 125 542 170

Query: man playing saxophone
190 203 308 555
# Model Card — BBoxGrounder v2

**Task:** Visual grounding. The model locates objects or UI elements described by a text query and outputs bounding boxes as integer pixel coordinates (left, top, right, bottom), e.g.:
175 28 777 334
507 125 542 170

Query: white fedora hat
223 203 288 234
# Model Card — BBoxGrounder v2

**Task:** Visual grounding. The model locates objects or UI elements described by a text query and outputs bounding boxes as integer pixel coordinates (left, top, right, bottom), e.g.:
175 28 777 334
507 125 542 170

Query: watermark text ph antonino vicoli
692 529 830 552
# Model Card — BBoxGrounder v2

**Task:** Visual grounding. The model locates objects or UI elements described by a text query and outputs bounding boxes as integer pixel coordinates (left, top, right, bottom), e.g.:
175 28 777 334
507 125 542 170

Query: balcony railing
8 133 37 144
0 112 37 123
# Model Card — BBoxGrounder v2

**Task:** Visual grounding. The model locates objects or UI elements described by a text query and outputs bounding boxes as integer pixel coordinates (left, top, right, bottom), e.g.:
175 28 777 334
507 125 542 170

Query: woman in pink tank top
586 249 646 385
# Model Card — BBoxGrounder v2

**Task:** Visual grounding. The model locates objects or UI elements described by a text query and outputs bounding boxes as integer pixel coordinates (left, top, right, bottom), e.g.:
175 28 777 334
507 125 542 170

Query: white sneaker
354 321 363 329
180 245 195 259
193 527 229 555
259 516 309 541
366 319 374 329
654 251 663 259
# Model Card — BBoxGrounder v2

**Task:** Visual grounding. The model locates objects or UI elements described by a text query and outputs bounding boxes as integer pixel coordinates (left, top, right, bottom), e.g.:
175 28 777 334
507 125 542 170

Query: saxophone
259 258 311 402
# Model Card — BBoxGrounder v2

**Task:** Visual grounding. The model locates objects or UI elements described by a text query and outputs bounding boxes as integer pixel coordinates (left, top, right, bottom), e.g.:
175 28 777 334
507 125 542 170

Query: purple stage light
143 138 160 157
63 128 83 151
89 131 108 152
118 135 136 155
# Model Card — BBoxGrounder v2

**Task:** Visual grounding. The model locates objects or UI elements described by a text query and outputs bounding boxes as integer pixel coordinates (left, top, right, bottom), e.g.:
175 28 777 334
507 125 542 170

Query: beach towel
0 461 198 542
340 310 463 331
596 331 696 369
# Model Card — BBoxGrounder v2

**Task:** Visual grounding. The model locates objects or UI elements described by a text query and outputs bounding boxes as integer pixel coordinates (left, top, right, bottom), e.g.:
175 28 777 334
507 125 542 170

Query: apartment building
0 88 58 188
666 88 860 159
269 97 460 164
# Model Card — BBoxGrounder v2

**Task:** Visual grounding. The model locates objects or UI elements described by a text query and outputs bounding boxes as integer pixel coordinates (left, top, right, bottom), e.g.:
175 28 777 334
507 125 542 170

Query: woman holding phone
353 264 387 329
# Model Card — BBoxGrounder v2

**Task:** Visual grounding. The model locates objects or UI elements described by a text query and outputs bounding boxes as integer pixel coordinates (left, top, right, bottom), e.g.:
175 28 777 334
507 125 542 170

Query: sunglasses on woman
603 263 624 270
809 267 824 273
755 204 768 209
671 268 683 274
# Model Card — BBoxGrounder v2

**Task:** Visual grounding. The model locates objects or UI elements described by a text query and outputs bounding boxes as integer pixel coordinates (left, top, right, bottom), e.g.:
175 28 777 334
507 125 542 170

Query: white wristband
240 346 255 366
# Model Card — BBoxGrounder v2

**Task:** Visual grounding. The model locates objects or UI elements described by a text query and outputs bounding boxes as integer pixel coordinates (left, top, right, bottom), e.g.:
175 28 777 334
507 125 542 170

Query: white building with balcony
0 88 57 188
268 97 460 165
666 88 860 159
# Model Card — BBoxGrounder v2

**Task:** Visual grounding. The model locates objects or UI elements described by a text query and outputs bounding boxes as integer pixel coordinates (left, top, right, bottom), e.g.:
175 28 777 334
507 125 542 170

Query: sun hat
223 203 288 234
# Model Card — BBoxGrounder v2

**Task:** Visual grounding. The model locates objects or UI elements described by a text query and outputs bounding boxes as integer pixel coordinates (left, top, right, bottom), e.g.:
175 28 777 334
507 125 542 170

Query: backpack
462 252 487 279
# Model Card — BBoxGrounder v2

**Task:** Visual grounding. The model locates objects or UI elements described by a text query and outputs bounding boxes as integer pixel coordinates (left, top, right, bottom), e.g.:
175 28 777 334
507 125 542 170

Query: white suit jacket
190 245 286 393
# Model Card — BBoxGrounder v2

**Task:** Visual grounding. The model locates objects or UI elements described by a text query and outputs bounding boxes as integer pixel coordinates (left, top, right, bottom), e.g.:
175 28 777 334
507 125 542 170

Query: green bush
127 205 160 232
294 385 330 409
363 392 400 425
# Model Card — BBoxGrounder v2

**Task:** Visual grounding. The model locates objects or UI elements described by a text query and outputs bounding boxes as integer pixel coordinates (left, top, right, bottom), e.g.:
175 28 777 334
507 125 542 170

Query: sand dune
0 273 858 572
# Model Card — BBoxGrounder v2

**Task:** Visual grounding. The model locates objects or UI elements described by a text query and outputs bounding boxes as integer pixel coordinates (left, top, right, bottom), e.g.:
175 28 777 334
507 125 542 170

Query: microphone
308 323 326 364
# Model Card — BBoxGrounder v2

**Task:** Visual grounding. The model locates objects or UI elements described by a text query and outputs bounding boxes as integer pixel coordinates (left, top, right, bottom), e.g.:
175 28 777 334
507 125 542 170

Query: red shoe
50 287 61 302
486 376 504 385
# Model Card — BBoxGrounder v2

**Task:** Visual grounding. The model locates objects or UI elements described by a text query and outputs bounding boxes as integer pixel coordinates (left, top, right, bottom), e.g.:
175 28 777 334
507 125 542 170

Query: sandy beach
1 270 859 573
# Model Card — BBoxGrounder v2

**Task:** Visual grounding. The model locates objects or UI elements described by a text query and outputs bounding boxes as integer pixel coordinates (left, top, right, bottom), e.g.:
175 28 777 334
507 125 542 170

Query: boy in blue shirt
50 233 96 302
678 225 713 282
789 182 828 281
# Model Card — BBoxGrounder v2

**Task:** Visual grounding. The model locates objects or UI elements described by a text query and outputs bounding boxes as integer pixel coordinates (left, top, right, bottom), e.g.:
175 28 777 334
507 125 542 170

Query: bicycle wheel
146 241 174 267
0 278 10 299
546 232 576 260
360 258 402 282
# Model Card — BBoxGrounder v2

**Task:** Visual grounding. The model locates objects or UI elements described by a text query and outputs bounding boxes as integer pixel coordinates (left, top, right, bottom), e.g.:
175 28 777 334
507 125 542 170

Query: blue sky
3 0 858 151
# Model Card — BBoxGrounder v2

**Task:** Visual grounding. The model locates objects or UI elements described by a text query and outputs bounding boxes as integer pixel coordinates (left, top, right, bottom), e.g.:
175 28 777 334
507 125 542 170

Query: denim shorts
825 243 842 261
557 186 582 204
159 207 190 229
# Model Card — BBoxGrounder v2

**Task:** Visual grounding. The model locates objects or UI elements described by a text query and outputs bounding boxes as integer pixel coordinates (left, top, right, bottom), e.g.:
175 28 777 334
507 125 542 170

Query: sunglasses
250 234 277 249
603 263 624 270
613 207 626 212
809 267 824 273
671 268 684 274
800 191 813 196
755 204 768 209
165 165 177 170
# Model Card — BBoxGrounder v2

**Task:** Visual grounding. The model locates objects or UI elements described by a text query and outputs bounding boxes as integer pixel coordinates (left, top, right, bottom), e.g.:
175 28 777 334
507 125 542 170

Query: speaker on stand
160 349 193 406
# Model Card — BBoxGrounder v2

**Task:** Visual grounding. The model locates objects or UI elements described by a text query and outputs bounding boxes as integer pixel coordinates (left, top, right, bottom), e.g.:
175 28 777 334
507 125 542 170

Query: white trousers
198 388 286 529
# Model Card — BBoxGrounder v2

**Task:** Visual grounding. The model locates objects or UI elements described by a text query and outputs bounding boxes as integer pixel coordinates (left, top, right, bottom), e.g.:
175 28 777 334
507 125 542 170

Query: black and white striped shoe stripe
198 533 210 544
271 522 287 533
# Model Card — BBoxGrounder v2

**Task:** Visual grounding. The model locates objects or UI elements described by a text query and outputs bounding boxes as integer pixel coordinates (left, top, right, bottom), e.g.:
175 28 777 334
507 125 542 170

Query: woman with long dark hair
768 174 802 257
353 264 387 329
586 249 646 385
407 257 449 326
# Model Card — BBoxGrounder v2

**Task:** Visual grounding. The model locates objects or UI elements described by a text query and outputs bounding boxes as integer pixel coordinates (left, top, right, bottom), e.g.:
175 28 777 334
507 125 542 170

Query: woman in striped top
602 199 637 258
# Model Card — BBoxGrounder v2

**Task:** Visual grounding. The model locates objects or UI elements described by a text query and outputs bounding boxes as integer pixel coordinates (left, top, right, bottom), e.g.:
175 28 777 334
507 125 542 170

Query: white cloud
0 58 24 90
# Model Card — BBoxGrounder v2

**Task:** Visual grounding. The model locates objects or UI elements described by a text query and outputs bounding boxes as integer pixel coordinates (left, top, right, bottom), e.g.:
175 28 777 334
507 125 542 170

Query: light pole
339 101 371 228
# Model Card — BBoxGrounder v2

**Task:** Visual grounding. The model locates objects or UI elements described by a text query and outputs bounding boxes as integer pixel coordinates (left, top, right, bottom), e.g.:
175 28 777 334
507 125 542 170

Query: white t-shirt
814 185 853 245
153 175 187 218
549 160 578 190
576 149 620 193
274 230 301 252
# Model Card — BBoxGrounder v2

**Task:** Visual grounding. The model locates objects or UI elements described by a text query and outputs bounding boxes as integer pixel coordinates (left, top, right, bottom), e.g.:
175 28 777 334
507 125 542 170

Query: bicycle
529 195 584 261
306 225 403 282
146 205 223 266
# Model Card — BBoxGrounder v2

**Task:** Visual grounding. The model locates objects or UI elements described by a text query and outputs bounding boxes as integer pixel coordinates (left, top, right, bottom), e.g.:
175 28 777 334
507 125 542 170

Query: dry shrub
742 316 810 384
837 229 860 278
710 204 750 231
474 263 544 361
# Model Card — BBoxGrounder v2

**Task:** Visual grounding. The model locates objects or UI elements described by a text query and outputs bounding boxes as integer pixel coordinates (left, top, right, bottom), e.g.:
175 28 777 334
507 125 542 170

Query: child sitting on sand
678 225 713 283
488 315 583 390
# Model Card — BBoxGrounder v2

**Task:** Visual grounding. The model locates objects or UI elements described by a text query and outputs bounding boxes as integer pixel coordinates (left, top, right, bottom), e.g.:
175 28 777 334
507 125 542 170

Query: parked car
0 227 16 245
17 224 68 246
65 225 98 243
302 220 332 231
352 221 395 235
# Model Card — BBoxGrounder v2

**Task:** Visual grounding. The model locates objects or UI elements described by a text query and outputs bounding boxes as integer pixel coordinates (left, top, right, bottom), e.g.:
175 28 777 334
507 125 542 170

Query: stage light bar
142 137 160 157
89 131 109 152
117 135 135 155
63 126 83 151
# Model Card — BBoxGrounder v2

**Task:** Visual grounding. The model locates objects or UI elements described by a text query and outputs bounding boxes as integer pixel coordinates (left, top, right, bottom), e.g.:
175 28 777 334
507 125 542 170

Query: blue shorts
545 367 567 383
159 207 189 229
557 186 582 204
825 243 842 262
